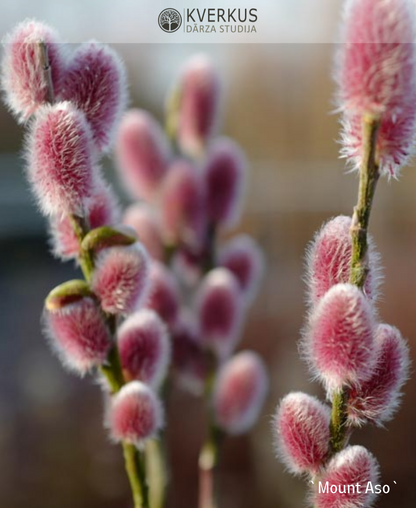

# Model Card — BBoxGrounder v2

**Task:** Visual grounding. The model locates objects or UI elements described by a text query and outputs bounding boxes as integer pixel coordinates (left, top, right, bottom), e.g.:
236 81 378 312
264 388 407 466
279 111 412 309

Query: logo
158 8 182 33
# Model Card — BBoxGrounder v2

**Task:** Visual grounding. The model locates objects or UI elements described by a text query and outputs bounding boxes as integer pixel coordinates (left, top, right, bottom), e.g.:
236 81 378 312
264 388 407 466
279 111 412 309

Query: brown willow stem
329 114 380 455
37 40 55 104
69 213 150 508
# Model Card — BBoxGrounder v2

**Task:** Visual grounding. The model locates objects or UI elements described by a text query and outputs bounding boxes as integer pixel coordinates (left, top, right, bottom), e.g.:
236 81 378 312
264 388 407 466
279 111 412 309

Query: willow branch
329 114 381 455
69 213 150 508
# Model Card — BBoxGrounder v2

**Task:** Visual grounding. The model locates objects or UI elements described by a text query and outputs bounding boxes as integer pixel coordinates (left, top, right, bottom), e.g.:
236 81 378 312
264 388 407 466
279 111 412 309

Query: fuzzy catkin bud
337 0 416 177
160 160 206 249
219 234 264 304
273 392 331 475
213 351 268 435
92 244 150 315
146 261 181 327
107 381 164 447
116 109 171 201
196 268 242 358
123 203 164 261
44 297 110 375
174 55 220 158
203 138 246 228
1 20 66 122
59 41 127 152
347 323 410 426
312 445 379 508
118 309 170 388
337 0 416 117
341 106 416 178
51 180 119 260
26 102 95 217
306 283 376 392
306 216 381 308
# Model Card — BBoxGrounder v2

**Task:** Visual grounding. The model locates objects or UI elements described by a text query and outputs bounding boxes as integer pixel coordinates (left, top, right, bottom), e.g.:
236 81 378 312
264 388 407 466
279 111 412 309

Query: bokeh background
1 1 416 508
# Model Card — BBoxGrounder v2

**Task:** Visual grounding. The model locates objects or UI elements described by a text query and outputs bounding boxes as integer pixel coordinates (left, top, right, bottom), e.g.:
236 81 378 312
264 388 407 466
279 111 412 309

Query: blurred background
1 2 416 508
